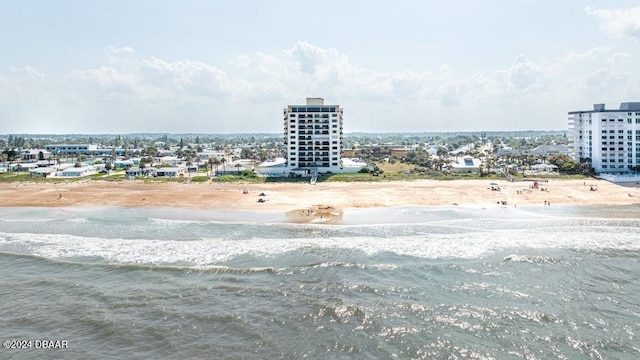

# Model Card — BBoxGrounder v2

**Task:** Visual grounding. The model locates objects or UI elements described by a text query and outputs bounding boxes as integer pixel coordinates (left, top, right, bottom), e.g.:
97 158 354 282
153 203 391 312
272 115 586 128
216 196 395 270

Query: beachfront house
58 166 97 177
29 166 58 177
255 158 288 177
449 156 482 173
153 167 186 178
529 163 559 175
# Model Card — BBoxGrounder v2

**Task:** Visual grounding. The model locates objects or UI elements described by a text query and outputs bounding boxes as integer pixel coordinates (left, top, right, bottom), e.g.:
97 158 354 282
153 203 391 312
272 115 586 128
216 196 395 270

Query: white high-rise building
568 102 640 174
283 98 344 174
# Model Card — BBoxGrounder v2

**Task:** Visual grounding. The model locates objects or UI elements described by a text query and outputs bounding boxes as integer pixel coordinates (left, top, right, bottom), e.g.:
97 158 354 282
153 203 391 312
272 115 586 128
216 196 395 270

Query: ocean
1 205 639 359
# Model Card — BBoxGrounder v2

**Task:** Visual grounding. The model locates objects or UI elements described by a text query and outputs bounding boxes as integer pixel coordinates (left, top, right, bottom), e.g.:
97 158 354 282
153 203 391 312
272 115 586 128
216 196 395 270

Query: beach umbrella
489 182 498 185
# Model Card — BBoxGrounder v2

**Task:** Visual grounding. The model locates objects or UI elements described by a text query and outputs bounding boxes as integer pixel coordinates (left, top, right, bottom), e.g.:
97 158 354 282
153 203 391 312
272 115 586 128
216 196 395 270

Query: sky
1 0 640 134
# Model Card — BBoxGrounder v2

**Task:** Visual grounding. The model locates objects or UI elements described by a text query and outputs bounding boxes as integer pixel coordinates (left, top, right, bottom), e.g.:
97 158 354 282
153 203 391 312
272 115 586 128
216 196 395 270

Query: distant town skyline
1 1 639 134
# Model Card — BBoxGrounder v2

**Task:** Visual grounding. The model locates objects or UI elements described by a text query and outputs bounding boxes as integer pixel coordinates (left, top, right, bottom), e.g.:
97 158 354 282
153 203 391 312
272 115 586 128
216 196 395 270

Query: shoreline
1 178 639 223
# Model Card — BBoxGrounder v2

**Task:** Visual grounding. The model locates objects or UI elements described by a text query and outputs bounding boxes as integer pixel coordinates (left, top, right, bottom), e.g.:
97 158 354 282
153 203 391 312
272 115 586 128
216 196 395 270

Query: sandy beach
2 178 639 223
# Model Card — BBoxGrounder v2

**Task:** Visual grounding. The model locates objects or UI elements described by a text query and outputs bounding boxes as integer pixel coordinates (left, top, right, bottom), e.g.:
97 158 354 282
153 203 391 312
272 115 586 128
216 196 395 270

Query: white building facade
568 102 640 174
284 98 344 174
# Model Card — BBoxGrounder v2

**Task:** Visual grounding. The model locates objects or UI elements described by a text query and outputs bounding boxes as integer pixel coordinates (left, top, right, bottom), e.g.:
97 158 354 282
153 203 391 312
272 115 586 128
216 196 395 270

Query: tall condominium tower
568 102 640 174
283 98 344 174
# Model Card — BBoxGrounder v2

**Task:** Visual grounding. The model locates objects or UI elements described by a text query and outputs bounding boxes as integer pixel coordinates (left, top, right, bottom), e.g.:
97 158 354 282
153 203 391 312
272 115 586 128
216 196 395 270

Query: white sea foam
1 222 639 266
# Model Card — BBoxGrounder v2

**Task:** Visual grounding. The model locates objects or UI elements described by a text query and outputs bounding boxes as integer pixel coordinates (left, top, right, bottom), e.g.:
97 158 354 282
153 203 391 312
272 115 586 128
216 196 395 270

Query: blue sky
1 0 640 134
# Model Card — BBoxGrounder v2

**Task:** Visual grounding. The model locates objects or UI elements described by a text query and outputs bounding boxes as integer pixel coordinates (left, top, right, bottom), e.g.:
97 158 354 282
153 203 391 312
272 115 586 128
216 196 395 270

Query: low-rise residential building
153 167 187 177
21 149 52 162
44 144 98 155
29 167 58 177
58 166 97 177
449 156 482 173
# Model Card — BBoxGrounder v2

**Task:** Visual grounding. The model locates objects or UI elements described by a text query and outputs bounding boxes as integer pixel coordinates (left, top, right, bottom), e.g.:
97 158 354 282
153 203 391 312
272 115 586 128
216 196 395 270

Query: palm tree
220 158 227 175
139 159 147 177
0 153 7 170
235 163 241 174
208 157 220 177
186 159 193 177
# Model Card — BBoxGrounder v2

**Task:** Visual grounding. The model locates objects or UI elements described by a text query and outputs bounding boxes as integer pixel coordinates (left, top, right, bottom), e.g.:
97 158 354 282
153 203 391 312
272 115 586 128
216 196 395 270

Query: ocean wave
1 224 640 266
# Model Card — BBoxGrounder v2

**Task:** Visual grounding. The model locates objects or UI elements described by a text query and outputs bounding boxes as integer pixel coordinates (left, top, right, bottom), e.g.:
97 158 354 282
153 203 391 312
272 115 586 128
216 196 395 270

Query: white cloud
285 41 349 76
1 39 640 133
10 65 45 82
68 66 138 95
509 55 545 91
141 57 229 98
0 65 46 101
586 6 640 39
109 45 135 55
